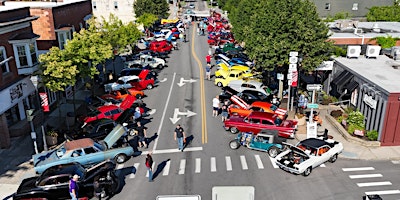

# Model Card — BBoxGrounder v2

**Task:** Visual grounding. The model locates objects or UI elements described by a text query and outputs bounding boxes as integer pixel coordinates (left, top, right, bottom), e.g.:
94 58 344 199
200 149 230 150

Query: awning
331 70 349 85
345 81 359 93
329 70 354 98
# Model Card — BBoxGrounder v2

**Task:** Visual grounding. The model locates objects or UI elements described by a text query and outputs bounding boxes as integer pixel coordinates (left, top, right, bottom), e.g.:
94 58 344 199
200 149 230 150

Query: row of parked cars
205 12 343 177
13 19 189 200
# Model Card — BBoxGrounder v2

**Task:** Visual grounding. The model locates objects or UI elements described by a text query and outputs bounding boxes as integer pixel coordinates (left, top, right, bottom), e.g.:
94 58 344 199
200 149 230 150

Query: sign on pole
307 103 319 109
306 84 322 91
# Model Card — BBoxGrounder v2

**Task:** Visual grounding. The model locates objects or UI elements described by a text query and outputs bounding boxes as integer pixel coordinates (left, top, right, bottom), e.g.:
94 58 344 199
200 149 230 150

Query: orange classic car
228 101 288 119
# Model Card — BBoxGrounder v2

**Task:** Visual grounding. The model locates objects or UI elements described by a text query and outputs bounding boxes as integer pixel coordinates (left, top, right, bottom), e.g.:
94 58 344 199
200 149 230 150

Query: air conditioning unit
347 46 361 58
391 46 400 60
366 45 381 58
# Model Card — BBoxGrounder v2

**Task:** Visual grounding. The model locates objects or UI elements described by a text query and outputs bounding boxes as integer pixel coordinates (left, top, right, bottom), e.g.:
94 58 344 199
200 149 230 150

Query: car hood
103 124 127 149
32 150 58 168
15 176 38 195
225 115 245 123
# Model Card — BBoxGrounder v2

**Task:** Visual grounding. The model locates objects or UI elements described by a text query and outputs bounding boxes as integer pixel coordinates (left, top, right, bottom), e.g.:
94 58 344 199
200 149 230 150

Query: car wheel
157 64 163 69
230 127 239 134
229 140 240 149
268 146 279 158
303 167 312 176
115 154 127 164
146 84 153 90
217 82 223 87
135 94 142 99
329 154 338 163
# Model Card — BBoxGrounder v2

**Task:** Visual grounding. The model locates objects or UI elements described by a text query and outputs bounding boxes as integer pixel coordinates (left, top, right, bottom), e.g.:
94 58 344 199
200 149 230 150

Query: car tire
135 94 142 99
115 154 127 164
217 82 223 87
229 140 240 149
302 167 312 176
230 127 239 134
329 154 338 163
146 84 153 90
268 146 279 158
157 64 163 69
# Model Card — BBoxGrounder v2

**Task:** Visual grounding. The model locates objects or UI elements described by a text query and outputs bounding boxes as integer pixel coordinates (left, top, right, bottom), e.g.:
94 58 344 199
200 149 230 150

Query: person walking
179 31 184 43
205 64 211 80
145 153 154 182
69 174 79 200
221 101 229 122
174 124 186 151
212 95 220 117
135 121 147 148
206 54 212 66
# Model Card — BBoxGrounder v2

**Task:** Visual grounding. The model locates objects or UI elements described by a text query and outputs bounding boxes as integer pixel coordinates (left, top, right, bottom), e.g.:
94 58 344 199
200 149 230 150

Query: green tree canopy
134 0 169 18
137 13 158 28
228 0 333 72
367 5 400 22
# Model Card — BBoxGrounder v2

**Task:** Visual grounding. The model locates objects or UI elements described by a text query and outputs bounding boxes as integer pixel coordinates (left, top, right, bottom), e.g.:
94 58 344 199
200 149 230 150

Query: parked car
101 88 144 101
216 53 253 67
275 137 343 176
14 161 119 200
33 124 133 174
149 39 174 53
228 101 288 119
120 67 158 80
67 118 117 141
237 90 272 104
214 69 249 87
228 80 271 96
229 130 287 157
214 61 252 78
126 54 166 70
223 111 297 138
104 75 140 92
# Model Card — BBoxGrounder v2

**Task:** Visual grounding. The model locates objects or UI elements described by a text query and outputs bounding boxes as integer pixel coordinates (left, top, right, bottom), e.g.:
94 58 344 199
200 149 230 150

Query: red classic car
83 95 143 124
149 40 173 53
129 69 155 91
223 111 297 138
228 101 288 119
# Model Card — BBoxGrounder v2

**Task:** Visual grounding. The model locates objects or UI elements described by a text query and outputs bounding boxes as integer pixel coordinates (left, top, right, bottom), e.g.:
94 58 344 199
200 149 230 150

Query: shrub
336 115 344 124
347 110 365 128
366 130 379 141
331 110 343 118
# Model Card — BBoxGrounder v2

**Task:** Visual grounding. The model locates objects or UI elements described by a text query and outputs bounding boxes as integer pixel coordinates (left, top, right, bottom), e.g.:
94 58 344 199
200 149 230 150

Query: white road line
225 156 232 171
342 167 375 172
116 164 124 170
195 158 201 173
320 164 326 168
146 163 156 177
357 181 392 187
269 156 279 169
179 159 186 175
365 190 400 195
254 155 264 169
162 160 170 176
152 72 176 151
129 163 140 179
391 160 400 164
240 155 248 170
211 157 217 172
153 147 203 154
349 174 383 179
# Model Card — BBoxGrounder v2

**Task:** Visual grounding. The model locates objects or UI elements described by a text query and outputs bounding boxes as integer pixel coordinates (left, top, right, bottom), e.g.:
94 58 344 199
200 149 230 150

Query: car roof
98 105 119 111
65 138 95 151
300 138 329 149
40 163 85 180
248 111 276 119
246 80 263 87
118 75 139 81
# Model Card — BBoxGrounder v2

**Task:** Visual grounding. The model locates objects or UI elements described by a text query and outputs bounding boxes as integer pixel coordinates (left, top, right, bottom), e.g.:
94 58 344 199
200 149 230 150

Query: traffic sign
307 104 319 109
306 84 322 91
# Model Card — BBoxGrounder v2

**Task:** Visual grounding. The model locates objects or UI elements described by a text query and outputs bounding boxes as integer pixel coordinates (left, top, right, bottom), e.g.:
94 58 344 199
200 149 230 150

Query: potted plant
46 130 58 146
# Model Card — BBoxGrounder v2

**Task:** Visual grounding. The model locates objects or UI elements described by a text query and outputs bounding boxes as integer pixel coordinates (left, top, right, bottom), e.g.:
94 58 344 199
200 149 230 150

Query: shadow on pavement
152 159 170 180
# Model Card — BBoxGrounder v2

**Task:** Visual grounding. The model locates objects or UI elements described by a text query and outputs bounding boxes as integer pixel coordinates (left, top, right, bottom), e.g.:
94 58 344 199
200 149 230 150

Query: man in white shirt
212 95 220 117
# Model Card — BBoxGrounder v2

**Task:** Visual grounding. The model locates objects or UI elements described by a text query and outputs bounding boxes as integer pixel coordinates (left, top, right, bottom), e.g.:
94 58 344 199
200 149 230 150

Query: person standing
206 54 212 66
212 95 220 117
174 124 186 151
135 121 147 148
69 174 79 200
205 65 211 80
221 101 229 122
145 153 154 182
179 31 184 43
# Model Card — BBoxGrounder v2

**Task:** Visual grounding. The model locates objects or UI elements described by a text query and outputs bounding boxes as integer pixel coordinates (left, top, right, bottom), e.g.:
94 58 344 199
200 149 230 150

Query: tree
369 35 400 49
137 13 158 29
134 0 169 18
229 0 333 72
367 6 400 22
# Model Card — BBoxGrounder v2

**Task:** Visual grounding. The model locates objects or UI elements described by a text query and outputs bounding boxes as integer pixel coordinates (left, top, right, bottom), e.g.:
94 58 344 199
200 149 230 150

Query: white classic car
275 137 343 176
104 75 139 92
228 80 271 96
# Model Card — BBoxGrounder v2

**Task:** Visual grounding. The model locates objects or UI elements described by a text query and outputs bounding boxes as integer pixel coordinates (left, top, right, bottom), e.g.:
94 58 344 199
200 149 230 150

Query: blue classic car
33 124 133 174
229 130 287 158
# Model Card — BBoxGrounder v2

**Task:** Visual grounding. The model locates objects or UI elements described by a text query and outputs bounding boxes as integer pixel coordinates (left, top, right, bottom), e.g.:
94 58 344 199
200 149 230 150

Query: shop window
0 46 10 74
12 41 38 69
325 3 330 10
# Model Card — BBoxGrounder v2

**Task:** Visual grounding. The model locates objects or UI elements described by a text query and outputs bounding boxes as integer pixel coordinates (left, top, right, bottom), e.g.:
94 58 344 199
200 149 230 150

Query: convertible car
275 137 343 176
33 124 133 174
14 161 118 200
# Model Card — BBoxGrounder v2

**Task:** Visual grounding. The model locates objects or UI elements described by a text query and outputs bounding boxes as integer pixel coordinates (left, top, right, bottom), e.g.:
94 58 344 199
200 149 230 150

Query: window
84 147 97 154
0 47 9 73
325 3 330 10
352 3 358 11
57 29 72 50
114 1 118 9
12 41 38 69
93 1 97 9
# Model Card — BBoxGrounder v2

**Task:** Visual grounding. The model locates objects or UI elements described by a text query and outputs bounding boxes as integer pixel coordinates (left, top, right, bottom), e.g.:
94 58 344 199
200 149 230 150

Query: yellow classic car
215 69 248 87
214 62 253 78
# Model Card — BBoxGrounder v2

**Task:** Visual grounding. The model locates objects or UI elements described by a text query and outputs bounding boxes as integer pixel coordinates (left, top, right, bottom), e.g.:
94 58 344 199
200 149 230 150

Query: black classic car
13 160 119 200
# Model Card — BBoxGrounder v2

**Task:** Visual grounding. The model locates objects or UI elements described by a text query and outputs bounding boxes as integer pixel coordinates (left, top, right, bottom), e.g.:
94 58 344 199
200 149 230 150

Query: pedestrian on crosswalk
174 124 186 152
145 152 153 182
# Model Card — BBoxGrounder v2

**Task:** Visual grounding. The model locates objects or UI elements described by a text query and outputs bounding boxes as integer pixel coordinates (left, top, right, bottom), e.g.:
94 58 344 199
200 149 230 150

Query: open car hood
103 124 127 148
283 142 309 159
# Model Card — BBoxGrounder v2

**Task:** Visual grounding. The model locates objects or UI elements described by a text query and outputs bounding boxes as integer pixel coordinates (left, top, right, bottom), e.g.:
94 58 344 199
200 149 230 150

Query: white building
92 0 136 24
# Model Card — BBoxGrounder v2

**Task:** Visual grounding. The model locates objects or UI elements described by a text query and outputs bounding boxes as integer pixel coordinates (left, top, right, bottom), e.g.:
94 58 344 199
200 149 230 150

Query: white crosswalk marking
195 158 201 173
269 156 279 168
129 163 140 179
349 174 383 179
116 164 124 170
211 157 217 172
391 160 400 164
357 181 392 187
254 155 264 169
342 167 375 172
320 164 326 168
365 190 400 195
146 163 156 177
225 156 232 171
240 155 248 170
162 160 170 176
178 159 186 175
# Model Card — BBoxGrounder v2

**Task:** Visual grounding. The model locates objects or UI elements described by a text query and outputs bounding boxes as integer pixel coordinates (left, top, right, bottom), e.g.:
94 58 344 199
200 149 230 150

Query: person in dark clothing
93 180 103 200
174 124 186 151
145 153 154 182
135 121 147 148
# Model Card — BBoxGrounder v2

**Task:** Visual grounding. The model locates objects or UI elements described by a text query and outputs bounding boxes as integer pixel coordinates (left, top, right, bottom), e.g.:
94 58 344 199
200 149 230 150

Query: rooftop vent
372 23 380 33
386 60 400 69
334 20 358 31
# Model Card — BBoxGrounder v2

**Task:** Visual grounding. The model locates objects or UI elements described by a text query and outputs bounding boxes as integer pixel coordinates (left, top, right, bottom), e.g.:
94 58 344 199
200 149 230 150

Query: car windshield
87 110 101 117
56 146 67 158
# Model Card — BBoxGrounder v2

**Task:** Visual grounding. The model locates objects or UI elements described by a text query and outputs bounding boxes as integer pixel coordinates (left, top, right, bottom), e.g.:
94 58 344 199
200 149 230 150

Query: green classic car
229 130 287 158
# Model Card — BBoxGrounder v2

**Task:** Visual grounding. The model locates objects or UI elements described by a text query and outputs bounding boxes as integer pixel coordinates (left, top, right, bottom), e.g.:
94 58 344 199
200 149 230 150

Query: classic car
149 39 174 53
66 118 117 141
275 137 343 176
229 130 287 157
214 61 252 78
33 124 133 174
216 53 253 67
214 69 250 87
228 80 271 96
223 111 298 138
237 90 272 104
125 54 166 70
119 68 157 83
104 75 139 92
14 161 118 200
101 88 144 101
228 101 288 119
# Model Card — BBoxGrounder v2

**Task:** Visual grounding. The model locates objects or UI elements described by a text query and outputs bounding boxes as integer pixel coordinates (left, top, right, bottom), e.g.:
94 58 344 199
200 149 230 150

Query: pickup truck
125 54 166 70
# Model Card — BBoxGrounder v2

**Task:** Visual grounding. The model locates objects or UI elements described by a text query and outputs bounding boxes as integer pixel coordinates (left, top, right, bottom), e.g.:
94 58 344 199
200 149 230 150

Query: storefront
328 55 400 146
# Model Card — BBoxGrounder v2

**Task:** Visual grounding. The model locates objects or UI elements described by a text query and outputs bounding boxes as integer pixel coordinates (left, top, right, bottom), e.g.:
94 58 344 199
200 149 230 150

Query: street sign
289 64 297 71
307 103 319 109
289 51 299 57
307 84 322 91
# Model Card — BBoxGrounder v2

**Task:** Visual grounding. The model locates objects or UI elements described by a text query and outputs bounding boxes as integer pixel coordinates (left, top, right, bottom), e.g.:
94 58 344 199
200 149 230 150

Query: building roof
334 55 400 93
3 0 87 9
328 22 400 39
